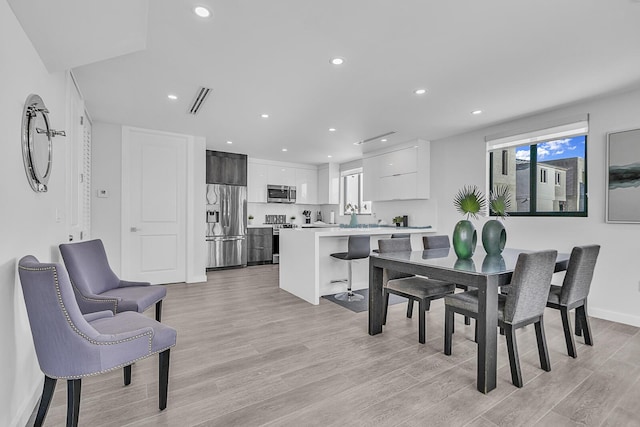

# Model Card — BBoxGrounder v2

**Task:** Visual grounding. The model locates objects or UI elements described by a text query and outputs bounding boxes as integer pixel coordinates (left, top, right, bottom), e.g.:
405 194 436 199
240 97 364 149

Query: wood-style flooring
40 265 640 426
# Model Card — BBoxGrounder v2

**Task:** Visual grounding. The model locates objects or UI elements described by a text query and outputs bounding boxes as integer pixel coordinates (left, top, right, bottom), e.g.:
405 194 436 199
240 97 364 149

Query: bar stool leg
334 260 364 302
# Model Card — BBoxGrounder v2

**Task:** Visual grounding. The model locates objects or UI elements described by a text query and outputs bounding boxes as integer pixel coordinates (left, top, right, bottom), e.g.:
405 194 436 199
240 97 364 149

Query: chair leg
444 307 454 355
418 300 426 344
159 349 171 410
406 299 414 318
66 379 82 427
577 304 593 346
574 307 582 337
535 318 551 372
124 365 132 386
560 306 577 358
155 300 163 322
504 325 523 388
474 319 478 343
34 376 57 427
382 291 390 325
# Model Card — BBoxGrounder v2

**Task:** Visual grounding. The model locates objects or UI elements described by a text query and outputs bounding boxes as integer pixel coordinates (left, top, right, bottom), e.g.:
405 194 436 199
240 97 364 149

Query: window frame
339 168 372 215
488 136 588 217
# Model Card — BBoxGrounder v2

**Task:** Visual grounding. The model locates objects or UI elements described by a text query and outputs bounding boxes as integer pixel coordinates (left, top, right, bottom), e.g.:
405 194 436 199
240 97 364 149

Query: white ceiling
11 0 640 165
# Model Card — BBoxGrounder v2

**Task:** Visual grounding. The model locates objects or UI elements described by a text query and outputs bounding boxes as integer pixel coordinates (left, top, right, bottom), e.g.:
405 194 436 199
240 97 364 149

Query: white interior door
122 127 188 284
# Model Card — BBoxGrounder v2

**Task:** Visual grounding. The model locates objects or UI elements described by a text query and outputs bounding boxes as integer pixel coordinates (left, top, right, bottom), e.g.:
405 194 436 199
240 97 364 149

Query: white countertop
279 226 435 237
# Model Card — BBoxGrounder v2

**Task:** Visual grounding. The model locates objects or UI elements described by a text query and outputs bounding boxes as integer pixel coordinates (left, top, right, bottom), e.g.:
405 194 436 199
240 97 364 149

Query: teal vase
481 254 506 273
349 212 358 227
452 220 477 259
482 219 506 255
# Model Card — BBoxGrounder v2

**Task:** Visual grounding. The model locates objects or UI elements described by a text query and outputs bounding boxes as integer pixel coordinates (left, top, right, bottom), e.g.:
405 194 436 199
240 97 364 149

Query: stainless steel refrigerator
206 184 247 268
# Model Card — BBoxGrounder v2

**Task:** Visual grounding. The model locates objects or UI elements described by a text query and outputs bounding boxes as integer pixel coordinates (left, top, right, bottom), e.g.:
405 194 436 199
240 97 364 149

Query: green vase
482 219 506 255
452 220 477 259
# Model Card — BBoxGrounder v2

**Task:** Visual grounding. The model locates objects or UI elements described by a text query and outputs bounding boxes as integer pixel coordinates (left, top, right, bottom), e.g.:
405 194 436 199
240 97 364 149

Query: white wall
431 87 640 327
0 1 72 425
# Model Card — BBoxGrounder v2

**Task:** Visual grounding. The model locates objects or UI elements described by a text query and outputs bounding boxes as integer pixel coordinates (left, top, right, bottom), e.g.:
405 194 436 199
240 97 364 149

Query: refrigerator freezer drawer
207 236 247 268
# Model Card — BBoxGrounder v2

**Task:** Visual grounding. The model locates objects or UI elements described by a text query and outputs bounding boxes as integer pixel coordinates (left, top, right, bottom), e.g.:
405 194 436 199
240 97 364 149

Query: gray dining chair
546 245 600 358
18 255 177 427
330 235 370 302
423 234 472 325
444 250 558 387
379 238 455 344
60 239 166 321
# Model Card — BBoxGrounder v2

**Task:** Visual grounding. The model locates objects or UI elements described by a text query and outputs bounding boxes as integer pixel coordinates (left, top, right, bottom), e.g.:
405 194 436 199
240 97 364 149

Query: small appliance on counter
316 211 322 222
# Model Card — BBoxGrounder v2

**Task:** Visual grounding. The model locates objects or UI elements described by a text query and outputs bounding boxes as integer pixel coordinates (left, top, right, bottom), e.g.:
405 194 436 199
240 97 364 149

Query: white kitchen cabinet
267 165 296 186
317 163 339 204
295 168 318 205
248 161 268 203
363 140 430 201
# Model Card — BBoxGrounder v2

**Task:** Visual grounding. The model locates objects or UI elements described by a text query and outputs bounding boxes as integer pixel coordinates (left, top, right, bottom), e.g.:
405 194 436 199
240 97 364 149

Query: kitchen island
279 226 436 304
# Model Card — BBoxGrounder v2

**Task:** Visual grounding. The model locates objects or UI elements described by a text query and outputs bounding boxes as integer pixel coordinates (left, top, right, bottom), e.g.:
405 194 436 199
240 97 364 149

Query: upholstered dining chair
423 234 472 326
444 250 557 387
60 239 166 321
546 245 600 358
379 238 455 344
18 255 177 427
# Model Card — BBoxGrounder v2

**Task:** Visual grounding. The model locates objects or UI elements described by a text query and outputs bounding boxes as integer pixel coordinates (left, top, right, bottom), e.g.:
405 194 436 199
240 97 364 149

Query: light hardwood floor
40 265 640 426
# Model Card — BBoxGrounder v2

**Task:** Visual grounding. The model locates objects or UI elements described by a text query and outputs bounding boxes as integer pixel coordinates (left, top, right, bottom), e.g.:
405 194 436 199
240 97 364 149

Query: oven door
267 185 289 203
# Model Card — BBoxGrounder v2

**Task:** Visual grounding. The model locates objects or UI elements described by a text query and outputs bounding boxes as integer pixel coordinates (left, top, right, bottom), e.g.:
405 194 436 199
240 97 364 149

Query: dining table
368 246 570 394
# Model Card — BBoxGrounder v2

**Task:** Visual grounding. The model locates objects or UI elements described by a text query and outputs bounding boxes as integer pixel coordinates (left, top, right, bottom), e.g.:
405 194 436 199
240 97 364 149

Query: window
340 169 371 215
487 118 588 216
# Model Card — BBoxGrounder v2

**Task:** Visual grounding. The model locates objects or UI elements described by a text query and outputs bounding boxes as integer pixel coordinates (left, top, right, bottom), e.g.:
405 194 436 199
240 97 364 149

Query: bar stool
330 235 371 302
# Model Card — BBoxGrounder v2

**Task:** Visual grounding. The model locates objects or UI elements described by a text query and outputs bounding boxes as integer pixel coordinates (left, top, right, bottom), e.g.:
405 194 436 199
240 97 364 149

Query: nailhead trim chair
379 238 455 344
60 239 166 321
330 235 371 302
546 245 600 358
18 255 177 427
444 250 557 387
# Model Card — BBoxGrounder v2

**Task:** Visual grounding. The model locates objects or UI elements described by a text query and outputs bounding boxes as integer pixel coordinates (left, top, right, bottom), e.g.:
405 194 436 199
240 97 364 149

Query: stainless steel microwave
267 185 296 203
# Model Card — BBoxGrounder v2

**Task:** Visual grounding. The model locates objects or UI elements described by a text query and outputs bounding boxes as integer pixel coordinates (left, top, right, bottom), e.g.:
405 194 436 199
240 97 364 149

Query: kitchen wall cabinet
363 140 430 201
317 163 339 205
267 165 296 186
206 150 247 185
247 227 273 264
295 168 318 205
247 161 267 203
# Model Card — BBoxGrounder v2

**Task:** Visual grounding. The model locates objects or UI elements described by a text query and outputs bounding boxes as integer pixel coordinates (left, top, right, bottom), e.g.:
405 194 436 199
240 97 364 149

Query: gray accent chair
18 255 177 427
546 245 600 358
423 234 473 325
60 239 166 321
444 250 557 387
379 238 455 344
330 235 371 302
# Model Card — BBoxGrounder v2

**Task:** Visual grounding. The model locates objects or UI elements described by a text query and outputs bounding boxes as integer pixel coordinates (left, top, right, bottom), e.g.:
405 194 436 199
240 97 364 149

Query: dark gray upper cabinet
206 150 247 185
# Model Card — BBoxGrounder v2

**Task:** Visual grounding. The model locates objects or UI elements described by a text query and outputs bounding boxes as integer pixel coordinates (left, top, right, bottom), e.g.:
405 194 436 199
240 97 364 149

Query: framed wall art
606 128 640 223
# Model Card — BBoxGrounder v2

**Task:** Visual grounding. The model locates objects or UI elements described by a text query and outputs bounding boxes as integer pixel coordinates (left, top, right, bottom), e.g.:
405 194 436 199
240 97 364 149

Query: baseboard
11 378 42 427
187 274 207 284
589 307 640 328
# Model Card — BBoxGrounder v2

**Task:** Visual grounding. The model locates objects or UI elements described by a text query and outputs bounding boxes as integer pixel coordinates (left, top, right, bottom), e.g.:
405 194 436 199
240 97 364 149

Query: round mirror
22 94 53 192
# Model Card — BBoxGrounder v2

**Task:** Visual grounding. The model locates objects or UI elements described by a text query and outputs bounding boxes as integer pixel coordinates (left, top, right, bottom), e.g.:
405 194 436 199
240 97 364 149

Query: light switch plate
97 189 109 198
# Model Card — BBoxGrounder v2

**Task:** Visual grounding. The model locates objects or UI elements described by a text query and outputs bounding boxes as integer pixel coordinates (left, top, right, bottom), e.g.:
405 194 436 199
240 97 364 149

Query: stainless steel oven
267 185 296 203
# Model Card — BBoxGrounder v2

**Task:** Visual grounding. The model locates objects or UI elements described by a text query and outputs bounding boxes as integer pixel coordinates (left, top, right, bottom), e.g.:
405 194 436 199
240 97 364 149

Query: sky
515 135 586 161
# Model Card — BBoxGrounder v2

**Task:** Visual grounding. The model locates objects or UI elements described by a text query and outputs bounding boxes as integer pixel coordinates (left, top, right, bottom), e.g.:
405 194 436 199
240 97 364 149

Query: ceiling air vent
187 86 212 115
354 131 396 145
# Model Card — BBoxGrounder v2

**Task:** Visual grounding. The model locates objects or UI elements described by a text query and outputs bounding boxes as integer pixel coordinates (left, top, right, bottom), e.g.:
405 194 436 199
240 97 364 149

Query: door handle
130 227 140 232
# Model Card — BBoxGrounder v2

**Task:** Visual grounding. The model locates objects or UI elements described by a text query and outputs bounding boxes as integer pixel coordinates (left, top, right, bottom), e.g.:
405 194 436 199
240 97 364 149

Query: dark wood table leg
476 276 498 393
368 260 384 335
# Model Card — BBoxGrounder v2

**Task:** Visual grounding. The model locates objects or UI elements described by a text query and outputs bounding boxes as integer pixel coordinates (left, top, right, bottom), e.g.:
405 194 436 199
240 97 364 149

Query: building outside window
340 168 371 215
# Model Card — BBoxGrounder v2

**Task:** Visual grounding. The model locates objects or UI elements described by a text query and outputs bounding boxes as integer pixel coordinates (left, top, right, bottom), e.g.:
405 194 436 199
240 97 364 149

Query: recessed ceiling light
381 139 387 142
329 128 336 132
330 57 344 65
261 114 269 118
167 94 178 100
282 148 288 152
414 89 427 95
472 110 483 115
226 140 233 144
327 155 333 158
194 6 211 18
